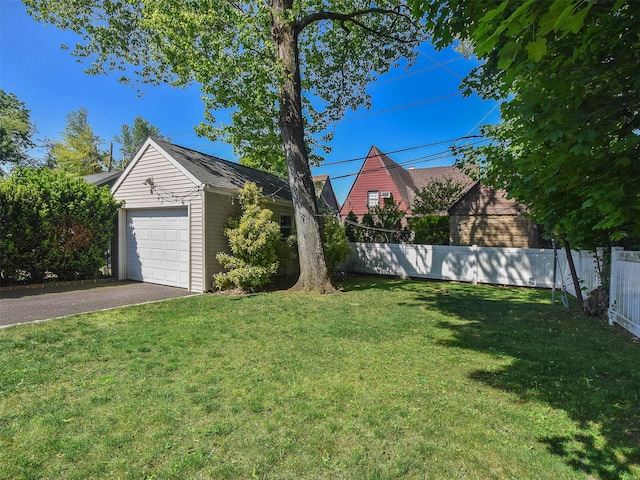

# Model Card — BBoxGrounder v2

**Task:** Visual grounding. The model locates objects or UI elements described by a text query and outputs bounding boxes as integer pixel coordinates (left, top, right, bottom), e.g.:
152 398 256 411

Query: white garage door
126 208 189 288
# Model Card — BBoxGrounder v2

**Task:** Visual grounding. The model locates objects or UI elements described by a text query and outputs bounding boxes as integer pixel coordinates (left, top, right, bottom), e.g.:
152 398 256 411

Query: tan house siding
449 183 542 248
450 215 541 248
204 194 298 284
112 144 204 291
204 190 242 286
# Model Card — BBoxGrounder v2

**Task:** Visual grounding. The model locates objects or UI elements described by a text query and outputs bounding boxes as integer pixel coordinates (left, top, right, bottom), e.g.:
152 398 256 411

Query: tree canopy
48 107 107 176
0 89 37 171
24 0 426 291
412 0 640 250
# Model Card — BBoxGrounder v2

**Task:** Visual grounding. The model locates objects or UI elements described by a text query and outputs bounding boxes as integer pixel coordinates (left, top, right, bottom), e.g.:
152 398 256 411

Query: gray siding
112 144 204 291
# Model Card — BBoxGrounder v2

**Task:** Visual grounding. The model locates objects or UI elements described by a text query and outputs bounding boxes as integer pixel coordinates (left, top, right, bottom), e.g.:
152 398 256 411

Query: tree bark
271 0 335 293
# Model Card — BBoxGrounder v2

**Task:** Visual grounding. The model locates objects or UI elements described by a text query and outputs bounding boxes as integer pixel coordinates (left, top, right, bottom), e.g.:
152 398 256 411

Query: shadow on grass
418 284 640 479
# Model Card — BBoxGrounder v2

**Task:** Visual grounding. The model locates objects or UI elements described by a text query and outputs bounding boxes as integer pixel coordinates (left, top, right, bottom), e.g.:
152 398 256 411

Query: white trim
187 203 192 292
201 189 207 292
118 209 127 280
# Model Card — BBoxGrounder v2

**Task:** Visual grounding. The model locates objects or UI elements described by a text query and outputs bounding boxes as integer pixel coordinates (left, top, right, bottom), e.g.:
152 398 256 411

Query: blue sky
0 0 501 204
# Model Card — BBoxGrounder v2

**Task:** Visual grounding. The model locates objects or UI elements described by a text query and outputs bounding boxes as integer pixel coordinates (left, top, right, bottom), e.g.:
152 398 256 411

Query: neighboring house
84 170 123 189
448 182 543 248
339 145 541 248
313 174 340 214
110 138 295 292
339 145 474 221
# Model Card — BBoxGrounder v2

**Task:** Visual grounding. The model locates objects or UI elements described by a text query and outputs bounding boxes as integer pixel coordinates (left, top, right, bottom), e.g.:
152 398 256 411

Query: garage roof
153 138 292 202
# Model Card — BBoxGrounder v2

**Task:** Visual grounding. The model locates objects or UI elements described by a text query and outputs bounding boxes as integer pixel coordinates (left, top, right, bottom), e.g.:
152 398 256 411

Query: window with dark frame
280 214 294 237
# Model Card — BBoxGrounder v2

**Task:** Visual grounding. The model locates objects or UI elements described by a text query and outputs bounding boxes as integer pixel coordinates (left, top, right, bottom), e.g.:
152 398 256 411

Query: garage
126 208 189 289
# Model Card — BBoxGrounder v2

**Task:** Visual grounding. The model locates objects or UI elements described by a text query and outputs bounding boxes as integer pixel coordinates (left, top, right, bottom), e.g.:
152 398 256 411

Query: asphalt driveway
0 281 196 328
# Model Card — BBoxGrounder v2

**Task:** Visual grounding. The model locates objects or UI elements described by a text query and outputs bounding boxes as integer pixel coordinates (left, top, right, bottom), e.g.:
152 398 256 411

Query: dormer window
367 190 379 207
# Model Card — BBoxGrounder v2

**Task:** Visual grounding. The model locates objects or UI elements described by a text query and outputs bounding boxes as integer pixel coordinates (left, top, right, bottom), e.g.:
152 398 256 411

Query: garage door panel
151 229 164 241
165 249 178 262
126 208 189 288
165 229 178 241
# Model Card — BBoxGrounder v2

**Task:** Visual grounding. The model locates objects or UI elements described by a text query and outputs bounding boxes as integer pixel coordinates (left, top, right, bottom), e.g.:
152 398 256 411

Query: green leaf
563 4 592 34
549 129 563 142
498 41 519 70
539 0 569 35
479 0 509 23
525 37 547 62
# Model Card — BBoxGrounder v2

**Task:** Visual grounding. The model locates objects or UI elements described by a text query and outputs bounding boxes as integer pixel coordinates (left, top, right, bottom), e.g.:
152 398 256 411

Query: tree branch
297 6 420 44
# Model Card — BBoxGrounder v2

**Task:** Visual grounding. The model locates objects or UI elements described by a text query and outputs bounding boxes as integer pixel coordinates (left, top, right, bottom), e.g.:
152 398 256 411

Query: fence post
608 246 623 326
472 244 478 285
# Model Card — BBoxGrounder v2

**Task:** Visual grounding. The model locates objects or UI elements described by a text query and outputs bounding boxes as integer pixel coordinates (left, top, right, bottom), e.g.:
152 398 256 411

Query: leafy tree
0 168 120 282
344 210 359 242
0 89 37 171
363 196 410 243
412 177 467 216
412 0 640 251
48 107 107 175
114 116 166 169
214 183 282 292
359 212 377 243
321 215 350 276
24 0 425 293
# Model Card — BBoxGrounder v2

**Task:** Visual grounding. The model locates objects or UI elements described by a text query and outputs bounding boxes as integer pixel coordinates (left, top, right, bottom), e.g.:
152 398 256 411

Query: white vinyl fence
608 247 640 337
341 242 599 293
343 243 640 338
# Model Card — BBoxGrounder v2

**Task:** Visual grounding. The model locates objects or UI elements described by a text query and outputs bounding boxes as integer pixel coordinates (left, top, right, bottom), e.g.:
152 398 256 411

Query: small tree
321 215 350 276
214 183 282 292
344 211 359 242
48 108 107 175
412 177 467 216
367 196 409 243
0 90 37 172
114 116 167 169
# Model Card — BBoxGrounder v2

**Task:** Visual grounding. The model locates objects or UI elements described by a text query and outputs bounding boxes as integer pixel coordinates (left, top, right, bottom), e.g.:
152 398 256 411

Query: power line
320 134 484 167
374 56 466 87
419 51 464 80
336 93 460 124
329 138 489 181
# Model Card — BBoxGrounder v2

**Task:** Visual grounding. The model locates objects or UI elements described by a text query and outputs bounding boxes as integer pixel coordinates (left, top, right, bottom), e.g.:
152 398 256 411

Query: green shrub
322 215 350 275
409 215 451 245
0 167 120 283
214 183 282 292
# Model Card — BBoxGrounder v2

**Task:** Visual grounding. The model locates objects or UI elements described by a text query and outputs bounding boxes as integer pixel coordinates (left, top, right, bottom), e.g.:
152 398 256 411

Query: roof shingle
154 138 292 202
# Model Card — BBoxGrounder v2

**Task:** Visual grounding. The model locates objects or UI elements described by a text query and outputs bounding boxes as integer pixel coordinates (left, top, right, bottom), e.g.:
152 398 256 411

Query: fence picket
608 247 640 338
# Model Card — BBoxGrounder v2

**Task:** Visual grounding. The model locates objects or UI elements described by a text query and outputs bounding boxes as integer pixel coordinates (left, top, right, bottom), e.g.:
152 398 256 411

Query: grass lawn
1 278 639 479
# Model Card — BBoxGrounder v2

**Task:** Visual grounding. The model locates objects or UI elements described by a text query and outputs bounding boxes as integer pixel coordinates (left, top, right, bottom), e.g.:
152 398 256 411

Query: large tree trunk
272 0 335 293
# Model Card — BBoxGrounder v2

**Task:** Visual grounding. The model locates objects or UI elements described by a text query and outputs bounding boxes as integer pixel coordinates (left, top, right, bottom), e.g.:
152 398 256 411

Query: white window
367 191 379 208
280 214 294 237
